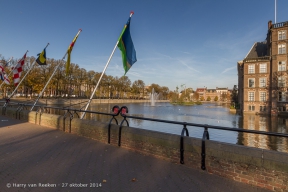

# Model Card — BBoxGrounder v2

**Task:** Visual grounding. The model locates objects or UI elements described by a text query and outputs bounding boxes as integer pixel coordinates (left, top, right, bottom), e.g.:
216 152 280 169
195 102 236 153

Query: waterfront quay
0 115 270 192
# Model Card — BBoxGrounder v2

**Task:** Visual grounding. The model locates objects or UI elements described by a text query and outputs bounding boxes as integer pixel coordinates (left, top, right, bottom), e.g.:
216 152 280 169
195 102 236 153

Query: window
260 106 266 112
278 76 286 87
259 63 267 73
279 92 286 102
278 30 287 40
248 64 255 74
259 92 266 102
248 106 255 111
248 92 255 101
278 61 286 71
259 78 266 87
248 78 255 87
278 44 286 54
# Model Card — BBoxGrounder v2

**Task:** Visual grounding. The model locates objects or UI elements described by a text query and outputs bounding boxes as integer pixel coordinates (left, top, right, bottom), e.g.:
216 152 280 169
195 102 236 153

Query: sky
1 0 288 92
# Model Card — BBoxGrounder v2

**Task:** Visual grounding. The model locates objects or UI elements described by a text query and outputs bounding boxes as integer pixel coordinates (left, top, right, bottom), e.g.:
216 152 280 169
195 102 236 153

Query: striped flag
13 53 27 86
0 61 10 84
66 30 81 75
117 15 137 75
0 64 4 74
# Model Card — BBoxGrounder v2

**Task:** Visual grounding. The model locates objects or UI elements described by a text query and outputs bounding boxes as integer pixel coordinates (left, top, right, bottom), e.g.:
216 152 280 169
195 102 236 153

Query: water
49 102 288 153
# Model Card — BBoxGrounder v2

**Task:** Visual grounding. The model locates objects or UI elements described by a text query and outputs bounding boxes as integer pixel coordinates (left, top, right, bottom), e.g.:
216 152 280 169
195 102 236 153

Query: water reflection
45 102 288 152
238 115 287 152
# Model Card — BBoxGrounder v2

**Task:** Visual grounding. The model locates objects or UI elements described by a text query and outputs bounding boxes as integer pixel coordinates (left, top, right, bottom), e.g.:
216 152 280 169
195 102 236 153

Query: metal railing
1 102 288 170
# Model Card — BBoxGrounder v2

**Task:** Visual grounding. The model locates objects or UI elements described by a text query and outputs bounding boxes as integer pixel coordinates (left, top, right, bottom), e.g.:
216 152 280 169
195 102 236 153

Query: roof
245 42 268 59
216 87 228 90
196 88 206 92
206 89 216 92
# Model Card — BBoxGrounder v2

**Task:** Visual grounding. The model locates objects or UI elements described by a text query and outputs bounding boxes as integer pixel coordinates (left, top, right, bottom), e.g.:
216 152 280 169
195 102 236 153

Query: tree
147 83 161 94
118 76 131 98
0 53 173 100
160 86 169 100
214 96 219 101
230 85 238 108
131 80 145 99
206 96 211 101
221 93 227 101
192 92 199 101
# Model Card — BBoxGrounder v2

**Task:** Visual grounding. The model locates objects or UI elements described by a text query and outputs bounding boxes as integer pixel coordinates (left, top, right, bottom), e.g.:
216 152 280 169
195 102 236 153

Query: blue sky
0 0 288 92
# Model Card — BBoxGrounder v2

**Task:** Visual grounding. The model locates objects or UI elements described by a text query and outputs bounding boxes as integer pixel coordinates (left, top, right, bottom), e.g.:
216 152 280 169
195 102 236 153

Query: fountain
149 88 159 106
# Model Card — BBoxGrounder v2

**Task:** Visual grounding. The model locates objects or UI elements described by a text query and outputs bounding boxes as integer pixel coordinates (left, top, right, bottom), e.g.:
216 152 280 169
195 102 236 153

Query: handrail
120 114 288 138
2 102 288 170
2 101 288 138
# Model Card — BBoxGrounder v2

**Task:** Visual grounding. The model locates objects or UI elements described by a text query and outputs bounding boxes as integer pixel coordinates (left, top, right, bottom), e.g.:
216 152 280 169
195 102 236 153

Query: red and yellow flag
66 29 81 75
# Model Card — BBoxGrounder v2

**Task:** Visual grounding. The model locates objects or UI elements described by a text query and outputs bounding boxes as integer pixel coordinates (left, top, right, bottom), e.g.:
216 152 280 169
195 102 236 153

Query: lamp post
109 85 111 99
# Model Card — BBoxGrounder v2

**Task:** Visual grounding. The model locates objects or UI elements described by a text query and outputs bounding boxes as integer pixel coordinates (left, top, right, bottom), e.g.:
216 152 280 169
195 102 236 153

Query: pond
80 102 288 153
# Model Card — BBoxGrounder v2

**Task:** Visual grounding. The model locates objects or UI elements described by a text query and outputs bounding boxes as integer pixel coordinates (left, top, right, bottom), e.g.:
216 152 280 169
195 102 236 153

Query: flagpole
80 12 134 119
3 50 30 107
275 0 277 23
3 51 28 95
0 57 14 90
30 29 82 111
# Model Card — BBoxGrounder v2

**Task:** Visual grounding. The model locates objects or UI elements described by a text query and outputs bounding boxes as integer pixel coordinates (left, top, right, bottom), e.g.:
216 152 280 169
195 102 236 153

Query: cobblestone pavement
0 115 270 192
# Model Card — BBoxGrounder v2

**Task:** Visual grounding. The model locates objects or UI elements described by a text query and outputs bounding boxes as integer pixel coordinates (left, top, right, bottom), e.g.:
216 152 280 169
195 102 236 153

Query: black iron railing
1 102 288 170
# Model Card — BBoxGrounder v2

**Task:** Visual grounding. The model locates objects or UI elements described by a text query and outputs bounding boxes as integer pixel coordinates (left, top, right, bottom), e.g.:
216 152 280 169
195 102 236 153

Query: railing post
201 125 210 170
69 110 73 133
108 106 120 144
63 109 69 132
180 123 189 164
118 106 129 146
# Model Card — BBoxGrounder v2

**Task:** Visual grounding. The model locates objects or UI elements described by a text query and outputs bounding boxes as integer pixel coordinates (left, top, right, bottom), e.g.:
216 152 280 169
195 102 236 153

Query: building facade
194 87 231 102
238 20 288 115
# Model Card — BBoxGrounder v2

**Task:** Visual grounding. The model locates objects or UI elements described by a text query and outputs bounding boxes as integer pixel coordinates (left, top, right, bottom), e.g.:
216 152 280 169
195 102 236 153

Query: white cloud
221 66 236 74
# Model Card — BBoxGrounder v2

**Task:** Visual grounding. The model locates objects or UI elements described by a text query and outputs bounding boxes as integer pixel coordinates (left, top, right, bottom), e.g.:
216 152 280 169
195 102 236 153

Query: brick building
196 88 206 100
238 20 288 115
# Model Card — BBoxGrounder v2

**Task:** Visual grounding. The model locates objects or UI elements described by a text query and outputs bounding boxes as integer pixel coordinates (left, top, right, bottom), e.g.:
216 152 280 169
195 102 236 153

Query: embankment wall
1 106 288 191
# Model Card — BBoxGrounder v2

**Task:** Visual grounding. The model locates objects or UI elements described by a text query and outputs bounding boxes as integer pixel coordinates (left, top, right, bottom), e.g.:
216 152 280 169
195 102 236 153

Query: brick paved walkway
0 115 270 192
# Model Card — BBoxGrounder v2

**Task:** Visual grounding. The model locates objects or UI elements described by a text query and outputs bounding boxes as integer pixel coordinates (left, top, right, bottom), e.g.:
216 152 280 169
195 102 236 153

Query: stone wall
1 106 288 191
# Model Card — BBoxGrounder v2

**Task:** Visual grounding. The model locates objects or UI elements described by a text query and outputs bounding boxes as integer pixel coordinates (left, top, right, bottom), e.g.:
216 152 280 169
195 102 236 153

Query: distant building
206 89 217 101
238 20 288 115
194 87 231 102
216 87 229 101
196 88 206 100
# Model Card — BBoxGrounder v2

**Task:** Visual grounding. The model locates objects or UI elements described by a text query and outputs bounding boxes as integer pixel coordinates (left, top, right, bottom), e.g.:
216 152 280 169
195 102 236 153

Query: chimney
268 20 272 29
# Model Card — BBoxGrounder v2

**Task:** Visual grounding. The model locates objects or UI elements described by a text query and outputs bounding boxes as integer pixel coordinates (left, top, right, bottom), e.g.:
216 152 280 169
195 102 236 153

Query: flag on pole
0 61 10 84
0 73 10 84
13 53 27 86
66 30 81 75
0 64 4 74
36 48 47 65
117 16 137 75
